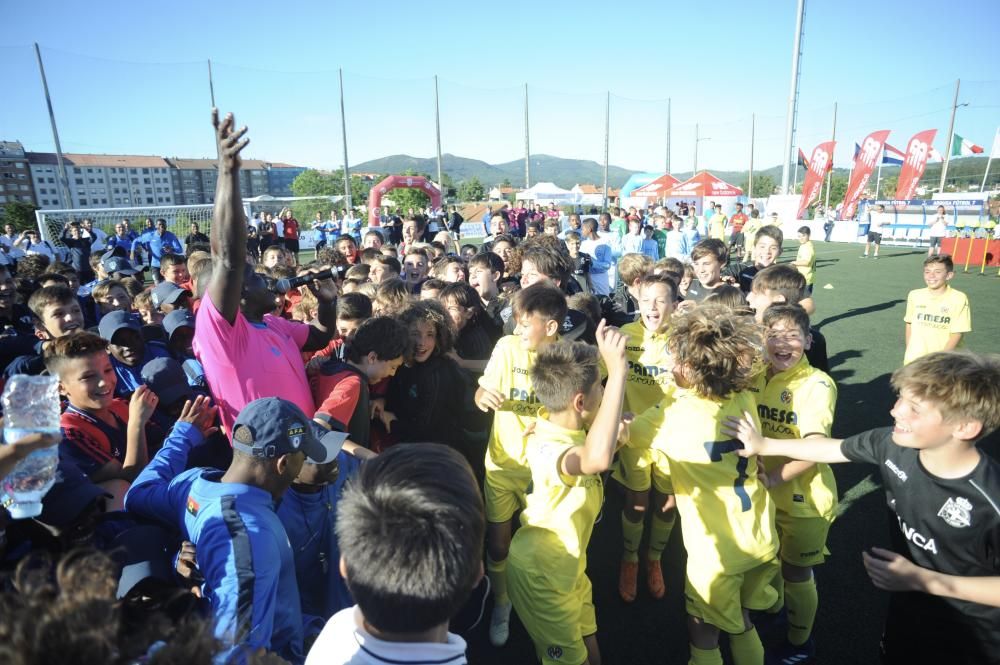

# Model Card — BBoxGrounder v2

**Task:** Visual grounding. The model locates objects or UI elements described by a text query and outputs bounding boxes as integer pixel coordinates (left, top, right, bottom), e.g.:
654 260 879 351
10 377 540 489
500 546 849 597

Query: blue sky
3 0 997 177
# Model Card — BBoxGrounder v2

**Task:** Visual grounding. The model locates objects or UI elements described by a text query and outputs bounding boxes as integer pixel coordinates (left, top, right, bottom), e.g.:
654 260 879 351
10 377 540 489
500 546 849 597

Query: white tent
516 182 578 204
570 185 605 207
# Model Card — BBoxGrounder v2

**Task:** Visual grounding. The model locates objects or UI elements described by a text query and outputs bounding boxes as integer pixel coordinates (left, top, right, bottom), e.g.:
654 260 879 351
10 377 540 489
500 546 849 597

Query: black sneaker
766 637 816 665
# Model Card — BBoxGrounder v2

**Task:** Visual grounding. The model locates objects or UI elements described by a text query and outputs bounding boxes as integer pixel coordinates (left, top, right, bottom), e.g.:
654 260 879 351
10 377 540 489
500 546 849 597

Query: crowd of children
0 110 995 665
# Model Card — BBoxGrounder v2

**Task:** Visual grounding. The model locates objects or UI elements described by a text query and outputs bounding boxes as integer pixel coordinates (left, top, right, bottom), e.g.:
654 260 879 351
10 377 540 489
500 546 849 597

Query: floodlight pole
939 78 961 192
524 83 531 190
434 75 443 203
339 68 352 211
665 97 671 174
781 0 807 194
694 123 699 174
34 43 72 209
603 92 610 212
748 114 756 200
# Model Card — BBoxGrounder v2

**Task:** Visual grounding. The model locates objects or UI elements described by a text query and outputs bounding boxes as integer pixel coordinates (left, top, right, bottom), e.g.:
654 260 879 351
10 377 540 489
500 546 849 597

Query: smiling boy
903 255 971 365
727 351 1000 665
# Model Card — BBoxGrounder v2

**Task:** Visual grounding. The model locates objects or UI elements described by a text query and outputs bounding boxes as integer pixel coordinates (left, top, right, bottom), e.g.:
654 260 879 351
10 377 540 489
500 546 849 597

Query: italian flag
951 133 984 157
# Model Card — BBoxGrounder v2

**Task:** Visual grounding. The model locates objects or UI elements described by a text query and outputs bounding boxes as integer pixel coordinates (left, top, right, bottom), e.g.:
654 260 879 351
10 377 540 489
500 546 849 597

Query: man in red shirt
729 202 749 259
282 209 300 262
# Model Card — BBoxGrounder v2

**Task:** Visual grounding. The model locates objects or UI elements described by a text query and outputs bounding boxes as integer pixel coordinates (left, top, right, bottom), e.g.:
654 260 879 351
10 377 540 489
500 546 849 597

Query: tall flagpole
979 127 998 192
665 97 671 174
339 68 352 212
748 114 756 200
939 78 961 192
524 83 531 190
207 59 216 108
603 92 610 212
434 75 443 198
34 43 71 209
824 102 837 211
781 0 807 193
694 123 700 174
792 152 800 194
875 147 884 198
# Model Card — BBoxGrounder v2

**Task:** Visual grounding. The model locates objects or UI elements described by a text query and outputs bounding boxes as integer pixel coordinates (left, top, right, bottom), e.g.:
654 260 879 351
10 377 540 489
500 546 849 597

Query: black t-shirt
841 427 1000 663
723 260 760 294
684 279 720 303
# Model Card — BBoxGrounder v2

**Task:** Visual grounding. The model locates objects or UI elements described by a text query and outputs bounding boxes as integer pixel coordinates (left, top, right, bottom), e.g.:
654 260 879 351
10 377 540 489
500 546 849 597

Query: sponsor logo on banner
895 129 938 200
840 130 891 220
797 140 836 219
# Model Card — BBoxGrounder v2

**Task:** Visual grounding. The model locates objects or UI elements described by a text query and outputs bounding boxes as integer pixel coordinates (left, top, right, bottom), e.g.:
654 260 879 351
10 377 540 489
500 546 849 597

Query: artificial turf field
462 240 1000 665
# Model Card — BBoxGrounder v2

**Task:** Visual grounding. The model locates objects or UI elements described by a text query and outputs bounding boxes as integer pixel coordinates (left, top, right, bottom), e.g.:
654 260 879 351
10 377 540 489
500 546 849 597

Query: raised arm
208 109 251 324
724 412 849 464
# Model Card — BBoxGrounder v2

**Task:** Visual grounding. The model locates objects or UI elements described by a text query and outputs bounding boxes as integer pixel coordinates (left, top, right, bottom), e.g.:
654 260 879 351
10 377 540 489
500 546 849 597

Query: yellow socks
785 577 818 646
486 556 508 605
646 511 676 562
767 574 785 614
688 645 723 665
621 513 643 563
729 627 765 665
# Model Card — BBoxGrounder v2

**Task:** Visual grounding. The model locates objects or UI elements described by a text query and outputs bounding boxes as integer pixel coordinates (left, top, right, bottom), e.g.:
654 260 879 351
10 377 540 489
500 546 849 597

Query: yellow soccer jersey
903 286 972 365
757 356 838 519
709 214 728 240
512 415 603 585
743 218 763 247
796 241 816 286
640 389 777 572
622 321 675 416
480 334 545 470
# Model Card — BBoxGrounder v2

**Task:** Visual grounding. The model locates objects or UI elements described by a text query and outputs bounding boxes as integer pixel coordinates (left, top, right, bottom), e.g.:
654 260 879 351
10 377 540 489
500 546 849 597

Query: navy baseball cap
151 281 191 310
101 253 139 276
141 357 195 407
163 308 195 341
98 309 141 341
231 397 346 464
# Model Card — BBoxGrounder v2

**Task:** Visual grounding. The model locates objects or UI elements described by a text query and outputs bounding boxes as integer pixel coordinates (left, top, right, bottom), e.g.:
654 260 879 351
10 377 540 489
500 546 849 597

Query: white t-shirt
305 606 468 665
929 216 949 238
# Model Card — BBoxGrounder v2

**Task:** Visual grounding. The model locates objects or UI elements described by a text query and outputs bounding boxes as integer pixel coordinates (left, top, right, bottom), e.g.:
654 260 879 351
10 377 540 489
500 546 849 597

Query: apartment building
27 153 175 209
0 141 36 207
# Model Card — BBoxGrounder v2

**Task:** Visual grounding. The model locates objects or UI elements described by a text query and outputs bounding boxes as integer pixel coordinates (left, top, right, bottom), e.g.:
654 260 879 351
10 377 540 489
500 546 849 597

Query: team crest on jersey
546 646 564 660
780 390 792 404
937 497 972 528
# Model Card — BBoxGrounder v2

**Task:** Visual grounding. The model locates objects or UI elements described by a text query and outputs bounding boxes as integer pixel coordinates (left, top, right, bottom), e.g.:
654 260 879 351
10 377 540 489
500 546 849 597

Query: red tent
666 171 743 197
631 173 681 198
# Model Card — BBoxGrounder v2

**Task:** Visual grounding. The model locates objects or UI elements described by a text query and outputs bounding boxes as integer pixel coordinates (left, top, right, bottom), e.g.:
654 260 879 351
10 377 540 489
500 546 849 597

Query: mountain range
349 153 995 191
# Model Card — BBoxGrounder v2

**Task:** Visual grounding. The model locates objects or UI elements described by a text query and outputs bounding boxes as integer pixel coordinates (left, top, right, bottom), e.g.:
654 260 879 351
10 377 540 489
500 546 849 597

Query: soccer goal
35 203 222 250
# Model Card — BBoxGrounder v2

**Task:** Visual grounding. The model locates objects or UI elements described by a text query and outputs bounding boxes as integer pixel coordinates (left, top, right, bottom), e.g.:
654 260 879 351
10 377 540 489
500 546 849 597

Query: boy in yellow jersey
507 323 628 665
629 305 777 665
903 255 971 365
708 203 728 241
756 304 837 663
617 274 678 603
475 283 567 647
791 226 816 295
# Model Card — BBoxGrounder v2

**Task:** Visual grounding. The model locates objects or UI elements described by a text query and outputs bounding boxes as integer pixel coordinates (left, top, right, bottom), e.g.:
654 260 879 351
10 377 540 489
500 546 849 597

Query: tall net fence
36 204 216 249
4 44 999 209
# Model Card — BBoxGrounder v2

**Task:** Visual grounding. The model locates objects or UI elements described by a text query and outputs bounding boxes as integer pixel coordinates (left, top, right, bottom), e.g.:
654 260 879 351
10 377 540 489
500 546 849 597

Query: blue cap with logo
231 397 346 464
151 281 191 310
98 309 142 342
163 308 195 341
101 253 139 276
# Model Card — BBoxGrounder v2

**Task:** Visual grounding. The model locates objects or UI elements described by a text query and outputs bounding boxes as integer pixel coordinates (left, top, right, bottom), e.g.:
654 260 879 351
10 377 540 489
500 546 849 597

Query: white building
27 153 175 209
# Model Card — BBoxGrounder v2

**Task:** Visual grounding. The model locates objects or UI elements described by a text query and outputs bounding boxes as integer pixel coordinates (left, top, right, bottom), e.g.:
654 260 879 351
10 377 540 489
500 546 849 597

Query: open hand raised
212 108 250 171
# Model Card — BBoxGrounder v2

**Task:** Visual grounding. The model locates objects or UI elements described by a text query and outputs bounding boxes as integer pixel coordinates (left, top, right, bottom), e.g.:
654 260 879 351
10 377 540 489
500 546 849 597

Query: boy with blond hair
604 252 654 326
903 254 971 365
507 325 627 665
475 283 568 647
630 305 778 665
617 274 679 603
727 351 1000 665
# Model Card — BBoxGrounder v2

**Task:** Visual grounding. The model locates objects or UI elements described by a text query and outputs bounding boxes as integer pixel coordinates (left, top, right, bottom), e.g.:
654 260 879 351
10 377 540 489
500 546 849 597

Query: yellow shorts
508 557 596 665
685 559 779 635
648 447 675 495
484 465 531 523
775 510 833 567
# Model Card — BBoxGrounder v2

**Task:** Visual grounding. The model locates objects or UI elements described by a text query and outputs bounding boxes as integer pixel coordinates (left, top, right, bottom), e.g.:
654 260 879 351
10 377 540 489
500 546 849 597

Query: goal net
35 203 221 251
244 195 345 249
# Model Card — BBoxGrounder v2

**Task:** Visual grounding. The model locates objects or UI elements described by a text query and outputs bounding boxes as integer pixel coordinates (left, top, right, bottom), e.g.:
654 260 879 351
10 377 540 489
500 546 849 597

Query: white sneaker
489 600 512 647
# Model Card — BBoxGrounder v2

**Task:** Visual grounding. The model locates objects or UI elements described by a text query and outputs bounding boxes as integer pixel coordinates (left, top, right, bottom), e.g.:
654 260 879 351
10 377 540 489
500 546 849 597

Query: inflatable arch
367 175 442 227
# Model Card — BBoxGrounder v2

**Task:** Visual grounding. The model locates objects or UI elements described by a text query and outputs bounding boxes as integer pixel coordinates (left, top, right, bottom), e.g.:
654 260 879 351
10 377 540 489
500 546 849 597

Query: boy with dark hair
312 316 407 448
748 264 829 372
475 283 568 646
792 226 816 295
724 225 784 294
305 444 485 664
727 351 1000 665
520 244 572 291
754 304 838 662
45 332 157 504
617 273 679 602
158 253 191 288
684 238 729 304
903 255 971 365
469 252 505 328
603 252 654 326
508 326 628 665
368 255 401 284
630 305 778 665
5 284 87 377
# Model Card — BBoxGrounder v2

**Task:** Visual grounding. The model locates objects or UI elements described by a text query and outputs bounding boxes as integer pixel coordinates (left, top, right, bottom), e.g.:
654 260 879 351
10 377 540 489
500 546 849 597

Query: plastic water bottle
1 375 61 519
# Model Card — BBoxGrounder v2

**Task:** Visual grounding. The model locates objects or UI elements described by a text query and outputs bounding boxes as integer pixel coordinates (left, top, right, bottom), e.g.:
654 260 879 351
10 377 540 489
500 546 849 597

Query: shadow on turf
815 299 905 329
